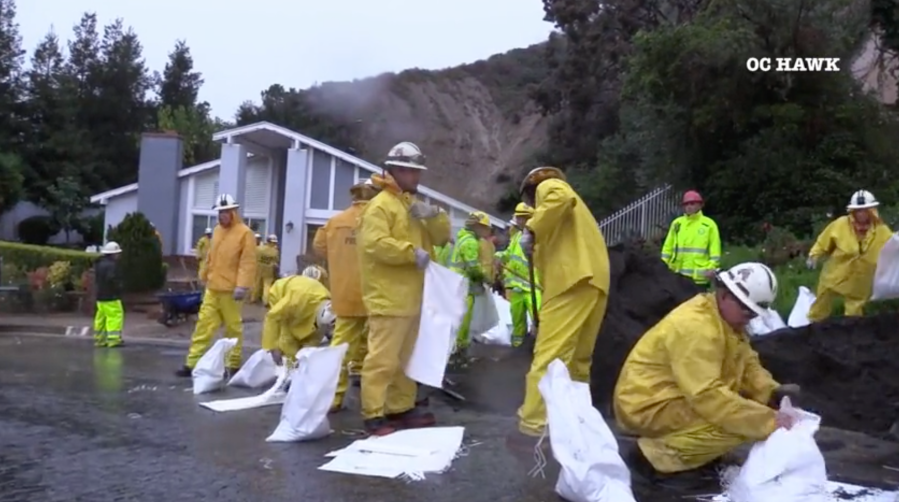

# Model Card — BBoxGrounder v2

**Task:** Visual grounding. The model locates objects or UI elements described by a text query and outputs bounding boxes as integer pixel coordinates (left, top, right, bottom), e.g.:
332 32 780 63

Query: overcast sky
18 0 554 120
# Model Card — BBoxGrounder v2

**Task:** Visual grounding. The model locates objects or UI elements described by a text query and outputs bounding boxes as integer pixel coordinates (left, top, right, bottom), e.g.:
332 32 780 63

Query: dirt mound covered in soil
754 315 899 436
590 244 899 437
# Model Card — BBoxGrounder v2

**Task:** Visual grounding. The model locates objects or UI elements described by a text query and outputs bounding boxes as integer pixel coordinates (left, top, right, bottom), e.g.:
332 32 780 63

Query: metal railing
599 185 680 245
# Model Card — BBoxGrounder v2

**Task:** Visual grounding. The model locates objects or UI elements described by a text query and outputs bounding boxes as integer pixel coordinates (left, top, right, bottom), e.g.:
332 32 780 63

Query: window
306 224 323 254
309 150 331 209
244 218 267 237
244 162 270 214
191 214 215 247
193 171 219 210
332 159 356 209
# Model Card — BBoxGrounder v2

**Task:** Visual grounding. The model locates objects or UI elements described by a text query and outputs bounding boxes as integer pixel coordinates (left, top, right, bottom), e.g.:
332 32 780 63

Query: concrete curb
0 325 263 350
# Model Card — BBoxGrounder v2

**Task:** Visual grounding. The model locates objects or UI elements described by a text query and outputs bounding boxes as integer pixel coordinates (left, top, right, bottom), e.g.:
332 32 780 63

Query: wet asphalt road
0 335 575 502
0 334 716 502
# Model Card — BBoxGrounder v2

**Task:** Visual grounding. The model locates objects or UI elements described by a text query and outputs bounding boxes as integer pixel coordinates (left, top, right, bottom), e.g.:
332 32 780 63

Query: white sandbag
539 359 637 502
468 292 500 336
475 293 514 346
872 233 899 300
723 397 827 502
228 349 278 388
266 343 348 442
192 338 238 395
201 365 290 412
787 286 816 328
746 308 787 337
405 264 468 388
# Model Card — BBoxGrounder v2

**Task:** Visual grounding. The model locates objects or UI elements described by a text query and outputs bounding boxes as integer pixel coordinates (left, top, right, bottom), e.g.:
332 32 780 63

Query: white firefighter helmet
204 227 212 234
267 234 278 243
213 193 239 211
717 262 778 316
847 190 879 210
101 241 122 255
384 142 427 170
315 300 336 334
301 265 323 281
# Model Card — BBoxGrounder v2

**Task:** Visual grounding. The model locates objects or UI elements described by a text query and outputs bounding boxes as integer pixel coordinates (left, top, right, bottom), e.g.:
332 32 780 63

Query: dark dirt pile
591 244 899 437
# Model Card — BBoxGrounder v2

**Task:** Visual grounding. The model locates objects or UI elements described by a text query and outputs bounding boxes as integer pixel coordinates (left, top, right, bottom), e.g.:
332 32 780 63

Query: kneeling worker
262 273 336 366
614 262 801 486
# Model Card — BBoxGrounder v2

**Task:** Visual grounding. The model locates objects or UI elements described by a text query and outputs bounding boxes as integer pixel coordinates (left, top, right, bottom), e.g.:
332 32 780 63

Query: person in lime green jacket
661 190 721 287
449 211 493 365
498 203 542 346
434 238 454 267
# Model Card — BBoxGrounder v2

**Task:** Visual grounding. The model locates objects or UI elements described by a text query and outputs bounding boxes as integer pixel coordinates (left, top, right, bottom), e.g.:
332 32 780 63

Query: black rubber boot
174 366 192 378
625 444 721 492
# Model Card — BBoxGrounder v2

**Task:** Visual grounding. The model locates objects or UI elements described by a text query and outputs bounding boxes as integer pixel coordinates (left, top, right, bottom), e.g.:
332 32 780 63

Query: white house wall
103 191 138 240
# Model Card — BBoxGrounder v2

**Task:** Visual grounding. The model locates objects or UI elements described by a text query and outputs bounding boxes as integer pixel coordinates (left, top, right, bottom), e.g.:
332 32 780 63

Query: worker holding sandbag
312 178 381 413
497 202 541 347
806 189 893 321
449 211 495 368
357 141 450 436
614 262 802 488
514 166 610 439
261 274 335 366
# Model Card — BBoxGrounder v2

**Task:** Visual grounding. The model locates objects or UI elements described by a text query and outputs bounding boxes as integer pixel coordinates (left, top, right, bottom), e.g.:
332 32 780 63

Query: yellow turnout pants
360 314 421 419
281 328 323 363
637 422 748 473
518 282 608 435
807 287 866 322
93 300 124 347
330 316 368 408
185 290 244 368
252 274 275 304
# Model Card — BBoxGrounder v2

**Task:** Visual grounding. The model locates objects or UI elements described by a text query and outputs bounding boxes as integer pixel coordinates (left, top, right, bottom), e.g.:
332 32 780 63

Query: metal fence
599 185 680 245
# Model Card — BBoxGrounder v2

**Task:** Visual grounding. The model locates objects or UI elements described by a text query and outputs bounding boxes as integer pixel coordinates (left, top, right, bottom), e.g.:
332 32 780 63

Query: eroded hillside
238 43 551 212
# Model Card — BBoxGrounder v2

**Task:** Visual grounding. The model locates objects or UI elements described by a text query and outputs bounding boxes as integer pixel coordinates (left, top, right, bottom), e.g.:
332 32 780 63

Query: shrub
17 215 59 245
107 212 165 293
0 241 97 278
76 213 105 245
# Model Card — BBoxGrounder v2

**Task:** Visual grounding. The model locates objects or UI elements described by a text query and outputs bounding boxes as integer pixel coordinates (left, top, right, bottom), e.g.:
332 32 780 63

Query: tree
157 104 217 166
23 30 88 200
596 0 896 239
0 0 26 153
157 39 203 111
0 151 24 213
107 212 165 293
41 176 86 243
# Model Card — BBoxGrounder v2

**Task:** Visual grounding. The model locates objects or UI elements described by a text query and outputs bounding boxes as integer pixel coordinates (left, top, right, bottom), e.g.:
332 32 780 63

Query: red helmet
682 190 703 205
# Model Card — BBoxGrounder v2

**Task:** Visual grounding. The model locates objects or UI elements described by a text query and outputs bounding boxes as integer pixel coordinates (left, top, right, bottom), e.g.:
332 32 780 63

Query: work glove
409 201 440 219
520 230 534 257
413 248 431 270
769 383 801 409
233 287 248 301
806 256 817 269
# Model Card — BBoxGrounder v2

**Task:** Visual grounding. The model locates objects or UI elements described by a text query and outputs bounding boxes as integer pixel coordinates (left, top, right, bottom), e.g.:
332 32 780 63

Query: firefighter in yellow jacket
515 167 611 438
614 262 801 487
176 194 257 378
357 141 451 436
195 227 212 279
251 234 279 304
262 274 335 365
806 189 893 321
313 178 381 412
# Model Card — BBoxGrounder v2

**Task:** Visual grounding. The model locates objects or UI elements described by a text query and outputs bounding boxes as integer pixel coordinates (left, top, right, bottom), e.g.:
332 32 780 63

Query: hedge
0 241 99 277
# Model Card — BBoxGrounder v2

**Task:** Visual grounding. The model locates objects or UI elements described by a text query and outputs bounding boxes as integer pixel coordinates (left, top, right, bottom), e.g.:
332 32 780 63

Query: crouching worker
262 274 336 366
93 241 125 348
614 262 802 488
176 194 257 378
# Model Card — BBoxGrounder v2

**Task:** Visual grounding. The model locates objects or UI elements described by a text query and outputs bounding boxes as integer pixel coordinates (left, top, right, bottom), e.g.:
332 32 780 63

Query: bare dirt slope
304 44 550 211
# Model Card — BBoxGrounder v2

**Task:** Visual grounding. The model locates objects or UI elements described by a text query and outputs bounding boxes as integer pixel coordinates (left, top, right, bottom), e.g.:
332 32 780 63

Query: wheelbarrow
156 290 203 327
